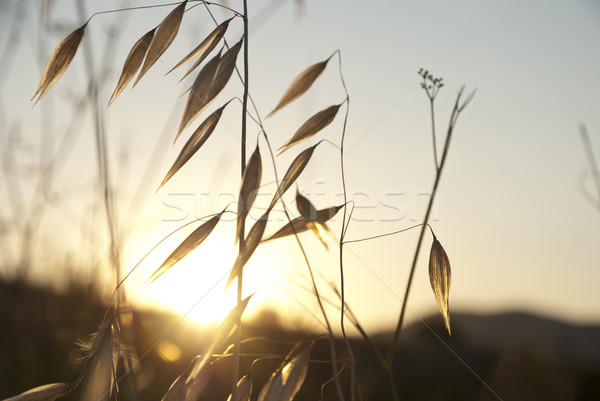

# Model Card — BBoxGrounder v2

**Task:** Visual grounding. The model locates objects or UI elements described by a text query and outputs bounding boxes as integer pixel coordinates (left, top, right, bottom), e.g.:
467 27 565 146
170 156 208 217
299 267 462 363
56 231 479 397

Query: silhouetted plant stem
330 286 386 368
386 87 472 372
420 69 443 169
385 367 400 401
76 0 121 295
261 132 346 401
430 98 438 168
233 1 249 399
335 48 356 401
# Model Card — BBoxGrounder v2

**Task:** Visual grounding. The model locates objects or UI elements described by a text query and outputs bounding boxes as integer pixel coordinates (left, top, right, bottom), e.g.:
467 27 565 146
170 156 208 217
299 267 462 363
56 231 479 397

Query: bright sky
1 0 599 333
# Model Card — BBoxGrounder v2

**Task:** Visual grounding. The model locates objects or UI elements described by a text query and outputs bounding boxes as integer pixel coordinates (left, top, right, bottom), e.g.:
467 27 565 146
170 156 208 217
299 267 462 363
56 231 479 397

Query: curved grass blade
267 57 331 118
133 1 187 87
169 17 232 80
160 101 230 189
145 208 226 286
108 29 155 106
227 375 252 401
257 341 313 401
236 144 262 245
32 23 86 105
4 383 72 401
268 144 318 211
176 50 222 138
278 104 341 154
429 236 452 335
226 212 269 289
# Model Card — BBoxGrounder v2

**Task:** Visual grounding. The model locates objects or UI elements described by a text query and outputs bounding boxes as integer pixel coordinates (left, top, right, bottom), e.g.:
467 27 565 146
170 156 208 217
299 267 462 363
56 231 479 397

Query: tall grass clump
8 1 474 400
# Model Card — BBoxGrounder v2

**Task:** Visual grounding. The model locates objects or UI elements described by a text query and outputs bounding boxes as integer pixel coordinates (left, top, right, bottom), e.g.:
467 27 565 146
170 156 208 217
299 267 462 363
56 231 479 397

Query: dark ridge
2 277 599 400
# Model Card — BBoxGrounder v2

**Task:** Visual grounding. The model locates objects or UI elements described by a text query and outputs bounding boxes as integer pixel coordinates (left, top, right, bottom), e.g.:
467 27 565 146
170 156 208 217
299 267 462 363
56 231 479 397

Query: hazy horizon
1 0 599 335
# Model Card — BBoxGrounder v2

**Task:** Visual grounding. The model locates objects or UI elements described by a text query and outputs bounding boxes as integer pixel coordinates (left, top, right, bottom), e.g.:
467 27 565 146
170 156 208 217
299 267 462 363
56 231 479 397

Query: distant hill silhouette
2 278 599 400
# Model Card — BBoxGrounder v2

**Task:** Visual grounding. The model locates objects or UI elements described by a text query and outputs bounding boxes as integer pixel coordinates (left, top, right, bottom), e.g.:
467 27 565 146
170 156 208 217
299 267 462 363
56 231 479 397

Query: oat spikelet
108 29 155 106
133 1 187 87
4 383 72 401
227 375 252 401
226 212 269 289
160 101 230 189
236 144 262 245
429 235 452 335
176 38 242 139
268 57 330 117
145 208 226 286
32 23 86 105
168 17 232 80
278 104 341 154
257 342 313 401
268 143 319 211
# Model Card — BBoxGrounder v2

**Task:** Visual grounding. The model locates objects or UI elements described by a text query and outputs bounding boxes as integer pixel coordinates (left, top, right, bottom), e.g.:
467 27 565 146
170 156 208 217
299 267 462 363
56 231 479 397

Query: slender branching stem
386 88 472 370
343 223 429 245
86 0 242 24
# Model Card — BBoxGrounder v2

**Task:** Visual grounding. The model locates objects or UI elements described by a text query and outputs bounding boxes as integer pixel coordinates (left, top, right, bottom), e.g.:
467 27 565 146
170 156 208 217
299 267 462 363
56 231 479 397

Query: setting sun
129 221 290 325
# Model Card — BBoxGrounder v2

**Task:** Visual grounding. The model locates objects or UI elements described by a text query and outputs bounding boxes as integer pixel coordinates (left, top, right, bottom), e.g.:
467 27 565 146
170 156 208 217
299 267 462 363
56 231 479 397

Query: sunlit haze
1 0 599 334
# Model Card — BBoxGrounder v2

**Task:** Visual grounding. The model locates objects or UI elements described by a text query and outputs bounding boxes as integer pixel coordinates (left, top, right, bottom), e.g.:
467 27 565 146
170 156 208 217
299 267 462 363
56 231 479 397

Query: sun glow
129 225 285 325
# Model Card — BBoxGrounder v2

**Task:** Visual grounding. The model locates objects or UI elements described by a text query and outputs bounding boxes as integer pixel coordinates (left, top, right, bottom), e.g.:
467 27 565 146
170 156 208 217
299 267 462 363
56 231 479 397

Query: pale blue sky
1 0 599 331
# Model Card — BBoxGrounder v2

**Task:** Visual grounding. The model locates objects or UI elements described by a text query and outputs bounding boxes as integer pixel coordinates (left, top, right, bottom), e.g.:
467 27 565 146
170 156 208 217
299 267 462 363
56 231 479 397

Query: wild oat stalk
20 2 477 400
386 73 474 370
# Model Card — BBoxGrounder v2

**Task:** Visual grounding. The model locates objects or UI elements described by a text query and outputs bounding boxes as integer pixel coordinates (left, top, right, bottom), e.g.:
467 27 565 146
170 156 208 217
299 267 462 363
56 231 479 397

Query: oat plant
9 1 475 400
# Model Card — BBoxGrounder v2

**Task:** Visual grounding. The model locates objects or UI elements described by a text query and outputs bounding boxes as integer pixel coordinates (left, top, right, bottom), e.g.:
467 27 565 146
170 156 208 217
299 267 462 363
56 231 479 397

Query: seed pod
428 235 452 335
